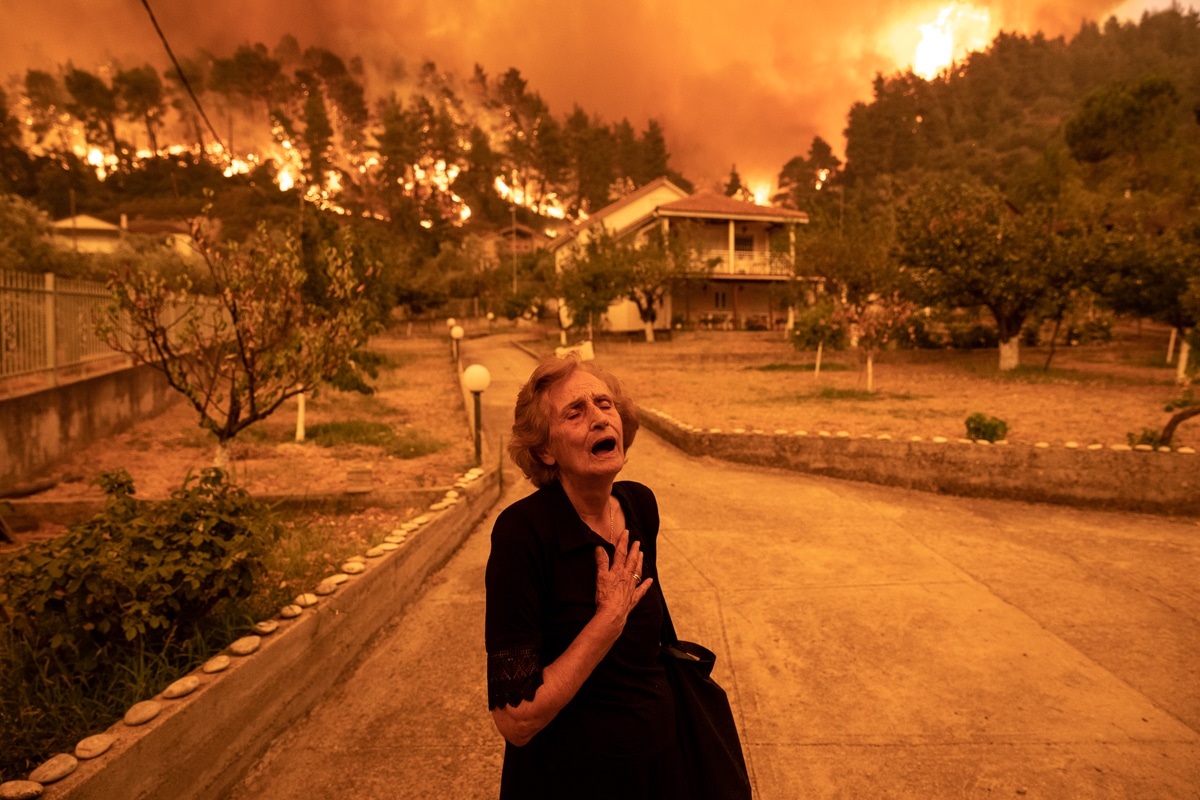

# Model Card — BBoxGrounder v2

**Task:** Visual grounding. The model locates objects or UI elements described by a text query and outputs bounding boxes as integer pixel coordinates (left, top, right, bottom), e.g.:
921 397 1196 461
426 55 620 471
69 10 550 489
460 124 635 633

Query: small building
550 177 812 334
50 214 122 254
479 223 552 268
50 214 201 259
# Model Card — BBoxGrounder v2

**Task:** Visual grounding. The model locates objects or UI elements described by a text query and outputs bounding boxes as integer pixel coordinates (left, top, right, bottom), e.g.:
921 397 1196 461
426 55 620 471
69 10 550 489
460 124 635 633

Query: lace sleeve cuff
487 645 544 710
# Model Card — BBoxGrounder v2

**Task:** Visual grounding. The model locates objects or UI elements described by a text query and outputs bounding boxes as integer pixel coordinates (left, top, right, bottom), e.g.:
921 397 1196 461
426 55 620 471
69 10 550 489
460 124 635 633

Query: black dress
485 480 684 799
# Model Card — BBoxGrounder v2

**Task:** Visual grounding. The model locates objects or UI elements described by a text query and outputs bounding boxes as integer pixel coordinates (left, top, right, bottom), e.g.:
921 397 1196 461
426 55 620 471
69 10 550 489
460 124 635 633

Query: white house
550 177 811 334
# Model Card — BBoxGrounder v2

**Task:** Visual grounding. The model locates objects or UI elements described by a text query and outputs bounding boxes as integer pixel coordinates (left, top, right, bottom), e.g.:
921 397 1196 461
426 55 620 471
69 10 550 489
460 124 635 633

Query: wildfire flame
278 166 295 192
914 4 991 80
494 175 566 219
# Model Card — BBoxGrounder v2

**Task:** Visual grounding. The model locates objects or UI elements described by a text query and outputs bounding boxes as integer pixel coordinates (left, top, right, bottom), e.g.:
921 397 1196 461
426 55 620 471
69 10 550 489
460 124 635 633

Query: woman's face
538 370 625 484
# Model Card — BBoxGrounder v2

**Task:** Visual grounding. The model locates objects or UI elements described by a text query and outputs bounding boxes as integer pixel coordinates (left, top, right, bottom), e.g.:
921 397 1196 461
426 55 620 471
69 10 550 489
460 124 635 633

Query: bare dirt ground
591 321 1195 449
4 333 475 549
7 319 1193 551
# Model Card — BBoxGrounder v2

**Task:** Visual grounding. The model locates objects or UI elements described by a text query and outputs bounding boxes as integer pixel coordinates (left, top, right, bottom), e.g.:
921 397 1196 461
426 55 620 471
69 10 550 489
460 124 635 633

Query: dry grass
7 332 475 549
578 321 1194 449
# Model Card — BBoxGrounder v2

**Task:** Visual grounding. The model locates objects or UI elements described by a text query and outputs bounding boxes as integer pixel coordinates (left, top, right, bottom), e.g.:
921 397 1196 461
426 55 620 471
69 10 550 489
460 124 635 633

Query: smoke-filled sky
0 0 1179 192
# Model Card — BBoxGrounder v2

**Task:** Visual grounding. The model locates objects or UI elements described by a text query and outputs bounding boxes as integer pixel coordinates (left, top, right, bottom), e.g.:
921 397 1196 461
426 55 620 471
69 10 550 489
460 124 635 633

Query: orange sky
0 0 1176 191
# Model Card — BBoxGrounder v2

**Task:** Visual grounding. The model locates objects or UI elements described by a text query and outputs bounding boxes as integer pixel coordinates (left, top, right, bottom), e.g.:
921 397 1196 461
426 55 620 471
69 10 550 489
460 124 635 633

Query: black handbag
660 595 753 800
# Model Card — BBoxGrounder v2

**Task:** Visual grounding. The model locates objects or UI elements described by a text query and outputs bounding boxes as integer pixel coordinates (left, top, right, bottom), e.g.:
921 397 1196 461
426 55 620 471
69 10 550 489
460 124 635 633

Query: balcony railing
698 249 794 277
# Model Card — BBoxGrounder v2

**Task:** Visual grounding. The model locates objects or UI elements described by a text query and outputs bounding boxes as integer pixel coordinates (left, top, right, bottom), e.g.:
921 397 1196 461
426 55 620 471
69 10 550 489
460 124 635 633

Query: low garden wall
0 363 178 495
640 410 1199 516
30 466 501 800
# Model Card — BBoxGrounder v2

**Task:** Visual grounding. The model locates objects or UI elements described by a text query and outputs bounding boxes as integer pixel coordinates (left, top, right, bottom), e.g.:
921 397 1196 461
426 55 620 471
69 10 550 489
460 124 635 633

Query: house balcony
699 249 794 278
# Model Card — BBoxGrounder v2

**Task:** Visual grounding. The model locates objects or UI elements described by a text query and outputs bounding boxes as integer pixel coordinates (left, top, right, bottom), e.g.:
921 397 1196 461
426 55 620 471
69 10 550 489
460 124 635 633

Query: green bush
0 468 280 780
949 324 1000 350
791 299 846 351
965 412 1008 442
1066 317 1113 345
1 468 278 672
895 316 944 349
1126 428 1163 448
306 420 444 458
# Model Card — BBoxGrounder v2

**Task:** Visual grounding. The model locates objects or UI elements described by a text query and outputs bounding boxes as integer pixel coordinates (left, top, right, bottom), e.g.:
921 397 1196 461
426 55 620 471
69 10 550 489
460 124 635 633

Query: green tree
797 207 910 390
0 193 66 272
776 136 843 211
114 64 167 155
558 226 631 340
1064 76 1181 167
565 106 615 214
621 222 713 343
897 178 1084 370
297 70 334 184
23 69 69 149
64 66 120 160
163 57 210 151
99 211 371 467
723 164 744 198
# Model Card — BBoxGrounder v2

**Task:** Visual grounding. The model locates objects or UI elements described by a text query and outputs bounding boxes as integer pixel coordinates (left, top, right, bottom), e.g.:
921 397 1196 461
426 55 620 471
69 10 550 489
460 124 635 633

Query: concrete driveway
229 334 1200 799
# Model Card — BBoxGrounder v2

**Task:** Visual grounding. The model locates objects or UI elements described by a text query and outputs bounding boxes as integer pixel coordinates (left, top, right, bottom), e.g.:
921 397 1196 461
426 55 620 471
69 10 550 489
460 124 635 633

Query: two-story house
550 177 811 335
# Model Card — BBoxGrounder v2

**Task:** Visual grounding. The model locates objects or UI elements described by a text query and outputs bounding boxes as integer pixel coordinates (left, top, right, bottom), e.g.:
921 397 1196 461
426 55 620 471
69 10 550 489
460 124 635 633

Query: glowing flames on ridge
493 176 567 219
913 4 991 80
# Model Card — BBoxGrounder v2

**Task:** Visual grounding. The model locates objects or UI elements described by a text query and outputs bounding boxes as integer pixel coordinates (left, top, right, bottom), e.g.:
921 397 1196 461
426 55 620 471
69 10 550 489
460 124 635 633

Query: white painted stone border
23 466 501 800
639 408 1198 515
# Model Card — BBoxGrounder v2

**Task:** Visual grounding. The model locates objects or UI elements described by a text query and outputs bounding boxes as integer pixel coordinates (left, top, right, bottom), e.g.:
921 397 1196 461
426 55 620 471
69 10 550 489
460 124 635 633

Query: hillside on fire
1 9 1199 336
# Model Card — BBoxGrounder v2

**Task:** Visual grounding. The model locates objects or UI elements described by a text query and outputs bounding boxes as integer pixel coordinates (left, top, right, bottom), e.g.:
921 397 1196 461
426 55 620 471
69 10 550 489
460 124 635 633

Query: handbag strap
659 586 680 647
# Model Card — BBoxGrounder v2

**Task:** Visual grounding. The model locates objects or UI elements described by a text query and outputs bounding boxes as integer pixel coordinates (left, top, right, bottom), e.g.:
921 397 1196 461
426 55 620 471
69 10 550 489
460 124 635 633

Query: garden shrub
1 468 281 780
791 299 846 351
1 468 279 674
965 412 1008 442
1066 317 1113 345
896 315 944 349
1127 427 1164 448
948 323 1000 350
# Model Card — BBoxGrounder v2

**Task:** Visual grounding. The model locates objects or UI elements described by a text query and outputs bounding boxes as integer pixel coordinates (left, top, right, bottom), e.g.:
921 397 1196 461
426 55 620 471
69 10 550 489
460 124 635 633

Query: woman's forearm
491 612 623 746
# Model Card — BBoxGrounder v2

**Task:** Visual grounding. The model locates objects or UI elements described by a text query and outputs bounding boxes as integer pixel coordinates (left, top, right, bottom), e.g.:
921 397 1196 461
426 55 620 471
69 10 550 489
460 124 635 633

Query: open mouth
591 436 618 455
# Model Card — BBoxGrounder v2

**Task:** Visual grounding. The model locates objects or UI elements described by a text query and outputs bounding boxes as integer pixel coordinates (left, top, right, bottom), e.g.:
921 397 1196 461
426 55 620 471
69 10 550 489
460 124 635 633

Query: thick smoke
0 0 1155 189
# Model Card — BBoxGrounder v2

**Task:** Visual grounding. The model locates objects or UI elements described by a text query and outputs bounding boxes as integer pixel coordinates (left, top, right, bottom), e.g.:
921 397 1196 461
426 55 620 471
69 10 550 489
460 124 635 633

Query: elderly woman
485 354 684 799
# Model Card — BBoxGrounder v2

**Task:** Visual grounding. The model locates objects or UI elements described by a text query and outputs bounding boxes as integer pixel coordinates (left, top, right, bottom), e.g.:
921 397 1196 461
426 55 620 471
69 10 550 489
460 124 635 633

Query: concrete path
229 334 1200 799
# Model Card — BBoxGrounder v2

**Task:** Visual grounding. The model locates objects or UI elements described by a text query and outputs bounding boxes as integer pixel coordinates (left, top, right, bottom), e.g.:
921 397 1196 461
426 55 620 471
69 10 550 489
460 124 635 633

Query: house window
714 291 727 309
734 235 754 253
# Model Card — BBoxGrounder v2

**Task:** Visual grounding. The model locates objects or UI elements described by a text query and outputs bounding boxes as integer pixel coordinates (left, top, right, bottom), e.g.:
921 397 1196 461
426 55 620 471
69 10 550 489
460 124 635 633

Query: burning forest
3 36 690 237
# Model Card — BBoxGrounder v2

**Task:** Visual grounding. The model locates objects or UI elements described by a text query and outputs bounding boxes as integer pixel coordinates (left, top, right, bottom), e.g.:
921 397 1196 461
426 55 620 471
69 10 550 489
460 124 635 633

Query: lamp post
450 324 464 362
462 364 491 466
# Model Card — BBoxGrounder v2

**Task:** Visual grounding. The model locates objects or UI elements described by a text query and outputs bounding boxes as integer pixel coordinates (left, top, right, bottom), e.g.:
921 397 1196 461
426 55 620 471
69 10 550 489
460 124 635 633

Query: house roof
51 214 121 233
656 192 809 224
550 176 691 248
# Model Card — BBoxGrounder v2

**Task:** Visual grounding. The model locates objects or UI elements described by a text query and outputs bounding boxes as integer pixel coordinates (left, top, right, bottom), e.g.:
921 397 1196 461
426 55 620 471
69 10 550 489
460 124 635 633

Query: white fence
0 270 122 387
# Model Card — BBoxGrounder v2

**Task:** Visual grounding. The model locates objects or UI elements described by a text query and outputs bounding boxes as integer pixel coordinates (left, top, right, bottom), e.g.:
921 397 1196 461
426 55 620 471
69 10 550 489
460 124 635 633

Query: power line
139 0 229 162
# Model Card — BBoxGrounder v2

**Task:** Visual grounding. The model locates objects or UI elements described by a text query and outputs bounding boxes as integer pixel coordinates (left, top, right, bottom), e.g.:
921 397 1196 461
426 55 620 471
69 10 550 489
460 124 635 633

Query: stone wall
640 411 1199 516
0 364 178 493
38 467 501 800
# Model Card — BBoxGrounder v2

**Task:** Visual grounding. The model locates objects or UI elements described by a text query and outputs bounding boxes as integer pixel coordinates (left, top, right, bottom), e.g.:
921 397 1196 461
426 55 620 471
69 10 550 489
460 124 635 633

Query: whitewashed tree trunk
866 352 875 393
999 337 1020 371
295 392 306 442
814 340 823 379
1167 326 1178 364
1177 336 1191 385
643 320 655 343
214 440 233 470
785 305 795 340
